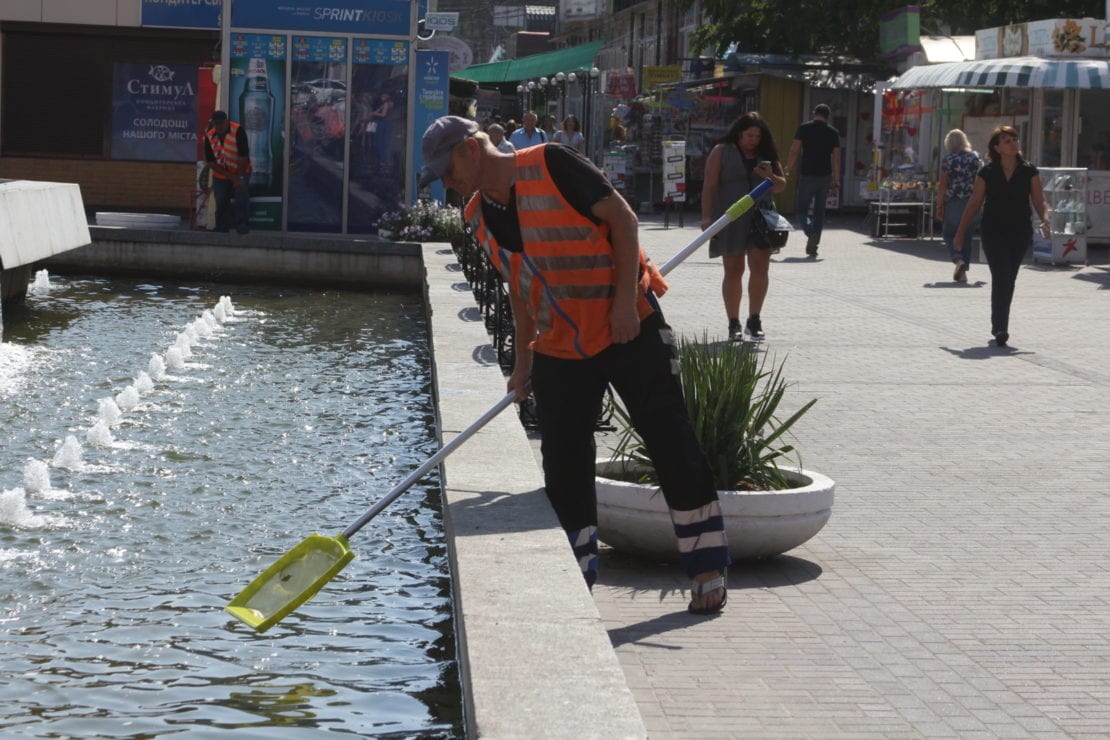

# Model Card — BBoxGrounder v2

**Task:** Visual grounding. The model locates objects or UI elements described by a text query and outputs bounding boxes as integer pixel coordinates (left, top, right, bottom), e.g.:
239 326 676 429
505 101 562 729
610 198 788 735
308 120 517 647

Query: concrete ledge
0 180 91 270
43 227 424 290
1 180 91 304
423 243 646 739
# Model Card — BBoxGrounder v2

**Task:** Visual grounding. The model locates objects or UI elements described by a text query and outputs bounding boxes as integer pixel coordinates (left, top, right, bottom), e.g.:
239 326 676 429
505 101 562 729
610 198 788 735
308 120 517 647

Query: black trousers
531 311 729 580
981 228 1030 335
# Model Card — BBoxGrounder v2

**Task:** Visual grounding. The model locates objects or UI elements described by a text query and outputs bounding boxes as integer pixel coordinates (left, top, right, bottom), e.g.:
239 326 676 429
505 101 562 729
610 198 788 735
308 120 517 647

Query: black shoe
746 314 764 341
993 331 1009 347
728 318 742 342
805 236 818 257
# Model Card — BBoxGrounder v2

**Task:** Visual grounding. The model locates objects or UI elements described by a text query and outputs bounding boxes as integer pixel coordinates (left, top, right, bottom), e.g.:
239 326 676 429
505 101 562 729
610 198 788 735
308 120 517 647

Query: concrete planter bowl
595 459 835 562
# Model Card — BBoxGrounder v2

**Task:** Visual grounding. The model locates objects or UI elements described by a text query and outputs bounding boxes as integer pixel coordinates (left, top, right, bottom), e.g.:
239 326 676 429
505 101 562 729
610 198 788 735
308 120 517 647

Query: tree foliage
687 0 1104 60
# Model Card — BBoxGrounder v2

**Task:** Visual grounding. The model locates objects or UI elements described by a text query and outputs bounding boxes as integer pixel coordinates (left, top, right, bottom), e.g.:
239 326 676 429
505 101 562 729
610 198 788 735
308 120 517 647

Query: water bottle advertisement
229 34 287 230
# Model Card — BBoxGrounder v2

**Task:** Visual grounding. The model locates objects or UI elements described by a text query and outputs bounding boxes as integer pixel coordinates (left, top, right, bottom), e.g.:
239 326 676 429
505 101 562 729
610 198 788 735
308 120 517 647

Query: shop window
1041 90 1064 167
1076 91 1110 170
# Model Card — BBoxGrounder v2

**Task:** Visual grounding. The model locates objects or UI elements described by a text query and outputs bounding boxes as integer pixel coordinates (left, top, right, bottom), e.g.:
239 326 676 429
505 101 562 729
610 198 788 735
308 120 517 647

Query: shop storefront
0 0 449 235
889 17 1110 243
221 0 446 234
630 61 882 214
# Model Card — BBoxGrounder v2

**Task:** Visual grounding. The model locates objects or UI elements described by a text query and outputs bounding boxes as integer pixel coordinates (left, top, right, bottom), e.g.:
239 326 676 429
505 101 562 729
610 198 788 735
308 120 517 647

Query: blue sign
233 0 410 36
413 50 450 203
141 0 221 29
291 36 347 64
230 33 287 61
353 38 408 66
110 63 199 162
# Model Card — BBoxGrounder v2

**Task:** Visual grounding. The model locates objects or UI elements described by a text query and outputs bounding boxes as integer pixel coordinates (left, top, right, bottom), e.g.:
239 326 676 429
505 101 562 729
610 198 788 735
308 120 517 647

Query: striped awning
891 56 1110 90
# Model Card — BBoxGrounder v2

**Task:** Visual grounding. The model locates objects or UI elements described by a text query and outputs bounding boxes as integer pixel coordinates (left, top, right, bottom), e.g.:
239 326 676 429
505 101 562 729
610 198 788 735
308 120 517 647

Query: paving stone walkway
591 212 1110 738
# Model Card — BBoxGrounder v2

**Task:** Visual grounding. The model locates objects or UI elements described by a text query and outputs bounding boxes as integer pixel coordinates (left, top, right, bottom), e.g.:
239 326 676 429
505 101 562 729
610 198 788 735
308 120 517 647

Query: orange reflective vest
206 121 246 179
464 145 668 359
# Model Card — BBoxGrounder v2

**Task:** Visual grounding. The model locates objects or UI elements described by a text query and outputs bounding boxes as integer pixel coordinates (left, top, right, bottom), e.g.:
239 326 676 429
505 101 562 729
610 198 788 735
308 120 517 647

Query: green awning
459 40 604 84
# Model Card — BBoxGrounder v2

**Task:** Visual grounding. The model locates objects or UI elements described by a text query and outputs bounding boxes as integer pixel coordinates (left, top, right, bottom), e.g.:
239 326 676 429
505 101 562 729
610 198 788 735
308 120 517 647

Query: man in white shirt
487 123 515 154
508 111 547 149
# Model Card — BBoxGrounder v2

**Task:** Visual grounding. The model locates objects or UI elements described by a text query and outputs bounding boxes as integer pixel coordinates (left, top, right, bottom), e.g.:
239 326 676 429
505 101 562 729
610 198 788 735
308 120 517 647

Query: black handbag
743 155 790 249
758 205 791 249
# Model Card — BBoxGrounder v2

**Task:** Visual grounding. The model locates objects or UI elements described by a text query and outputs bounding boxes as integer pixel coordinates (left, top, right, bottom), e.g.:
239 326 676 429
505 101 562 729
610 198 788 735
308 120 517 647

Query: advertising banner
232 0 410 36
347 40 410 234
229 34 288 229
643 66 682 90
111 63 198 162
879 5 922 59
414 50 450 204
287 36 348 232
605 71 637 99
662 141 686 202
141 0 221 29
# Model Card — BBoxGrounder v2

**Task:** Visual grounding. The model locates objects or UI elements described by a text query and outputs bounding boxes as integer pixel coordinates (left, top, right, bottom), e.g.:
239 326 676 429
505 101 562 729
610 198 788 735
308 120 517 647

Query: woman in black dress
954 125 1050 347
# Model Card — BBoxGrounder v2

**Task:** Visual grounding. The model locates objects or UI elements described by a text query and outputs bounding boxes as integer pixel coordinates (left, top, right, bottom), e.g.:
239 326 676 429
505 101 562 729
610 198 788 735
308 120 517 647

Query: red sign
605 71 637 99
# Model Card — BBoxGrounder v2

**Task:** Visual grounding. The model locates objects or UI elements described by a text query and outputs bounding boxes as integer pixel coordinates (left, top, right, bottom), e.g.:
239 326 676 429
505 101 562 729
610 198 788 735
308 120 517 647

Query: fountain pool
0 274 462 736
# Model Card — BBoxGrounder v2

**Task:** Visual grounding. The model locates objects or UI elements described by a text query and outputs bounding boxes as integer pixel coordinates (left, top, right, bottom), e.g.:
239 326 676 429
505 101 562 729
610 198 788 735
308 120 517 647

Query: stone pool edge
45 226 423 290
422 243 646 739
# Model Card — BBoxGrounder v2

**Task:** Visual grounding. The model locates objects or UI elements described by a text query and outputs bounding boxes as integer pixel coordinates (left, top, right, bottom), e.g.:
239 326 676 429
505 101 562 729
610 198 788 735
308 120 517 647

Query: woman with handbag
700 112 787 341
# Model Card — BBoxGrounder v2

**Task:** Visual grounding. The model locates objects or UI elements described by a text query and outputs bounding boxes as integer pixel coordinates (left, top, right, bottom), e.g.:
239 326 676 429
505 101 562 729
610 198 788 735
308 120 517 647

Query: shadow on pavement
864 238 951 262
939 345 1033 360
1073 268 1110 289
601 552 823 647
922 280 987 289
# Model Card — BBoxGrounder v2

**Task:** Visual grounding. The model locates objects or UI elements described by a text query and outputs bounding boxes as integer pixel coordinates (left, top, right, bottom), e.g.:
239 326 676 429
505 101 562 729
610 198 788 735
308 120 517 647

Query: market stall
889 17 1110 244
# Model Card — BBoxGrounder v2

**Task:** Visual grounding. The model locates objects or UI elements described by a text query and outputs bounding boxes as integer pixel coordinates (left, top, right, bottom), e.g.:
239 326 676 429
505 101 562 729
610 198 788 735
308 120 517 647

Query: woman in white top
552 115 586 154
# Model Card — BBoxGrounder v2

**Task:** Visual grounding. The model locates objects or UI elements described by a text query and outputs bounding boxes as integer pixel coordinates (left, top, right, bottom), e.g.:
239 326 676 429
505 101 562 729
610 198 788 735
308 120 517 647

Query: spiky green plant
608 335 816 491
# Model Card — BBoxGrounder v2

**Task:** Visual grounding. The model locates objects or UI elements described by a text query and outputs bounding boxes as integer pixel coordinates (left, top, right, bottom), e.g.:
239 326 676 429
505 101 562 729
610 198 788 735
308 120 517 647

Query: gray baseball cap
418 116 479 188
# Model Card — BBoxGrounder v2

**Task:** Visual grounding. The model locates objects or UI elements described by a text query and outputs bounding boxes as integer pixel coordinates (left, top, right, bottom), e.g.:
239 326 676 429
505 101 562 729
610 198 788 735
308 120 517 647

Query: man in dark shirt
416 116 730 615
785 104 841 257
203 110 251 234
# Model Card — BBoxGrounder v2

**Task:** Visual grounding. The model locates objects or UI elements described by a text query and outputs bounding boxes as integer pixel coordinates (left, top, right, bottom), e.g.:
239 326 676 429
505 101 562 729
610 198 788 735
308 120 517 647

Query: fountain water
50 434 84 468
115 384 140 411
97 396 123 426
164 345 185 370
133 369 155 394
148 353 166 381
22 459 51 493
86 419 115 447
28 269 51 295
1 274 460 735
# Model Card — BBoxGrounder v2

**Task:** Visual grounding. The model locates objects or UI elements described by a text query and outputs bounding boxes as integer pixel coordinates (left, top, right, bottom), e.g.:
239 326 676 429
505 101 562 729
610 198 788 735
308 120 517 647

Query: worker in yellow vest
204 110 252 234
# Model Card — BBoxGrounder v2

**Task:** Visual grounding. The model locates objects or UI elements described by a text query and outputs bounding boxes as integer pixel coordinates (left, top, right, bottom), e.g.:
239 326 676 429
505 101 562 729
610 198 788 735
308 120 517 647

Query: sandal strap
691 575 725 597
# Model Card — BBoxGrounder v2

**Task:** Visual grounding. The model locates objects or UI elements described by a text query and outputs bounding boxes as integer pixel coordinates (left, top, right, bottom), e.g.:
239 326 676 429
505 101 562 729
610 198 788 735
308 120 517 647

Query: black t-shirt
480 143 614 253
793 119 839 176
979 159 1039 236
